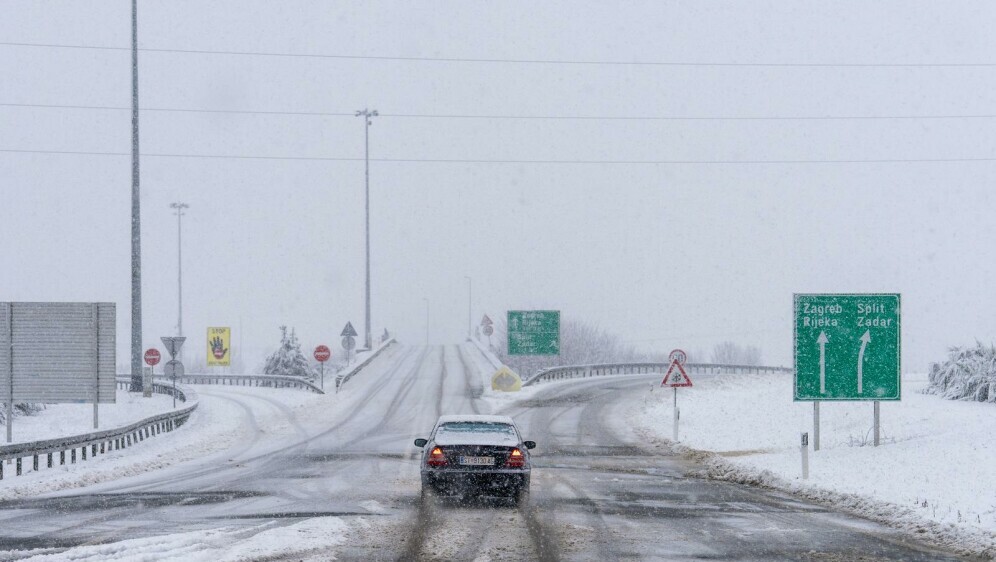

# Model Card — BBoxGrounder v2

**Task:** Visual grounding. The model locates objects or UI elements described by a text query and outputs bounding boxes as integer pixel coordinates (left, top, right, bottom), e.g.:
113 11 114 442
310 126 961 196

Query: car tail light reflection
506 448 525 468
427 447 447 467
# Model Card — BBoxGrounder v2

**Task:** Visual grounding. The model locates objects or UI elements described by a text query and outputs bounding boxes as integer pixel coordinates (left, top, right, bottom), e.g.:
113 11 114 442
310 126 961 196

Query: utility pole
129 0 143 393
169 202 189 357
356 109 378 350
465 276 472 339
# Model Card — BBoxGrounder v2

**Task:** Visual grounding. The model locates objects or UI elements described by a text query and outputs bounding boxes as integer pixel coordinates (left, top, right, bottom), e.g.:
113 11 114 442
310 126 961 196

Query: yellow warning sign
207 327 231 367
491 366 522 392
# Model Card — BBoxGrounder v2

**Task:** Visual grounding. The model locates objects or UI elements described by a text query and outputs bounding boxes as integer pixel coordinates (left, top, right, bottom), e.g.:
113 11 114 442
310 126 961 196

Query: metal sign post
143 348 160 398
673 387 679 441
661 351 693 442
813 402 820 451
314 345 331 390
342 336 356 365
161 337 186 408
874 401 880 446
340 323 358 364
480 314 494 347
164 360 184 408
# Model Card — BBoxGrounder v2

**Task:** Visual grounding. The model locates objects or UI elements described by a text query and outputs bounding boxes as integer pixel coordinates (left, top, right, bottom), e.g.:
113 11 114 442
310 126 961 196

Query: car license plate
459 456 494 466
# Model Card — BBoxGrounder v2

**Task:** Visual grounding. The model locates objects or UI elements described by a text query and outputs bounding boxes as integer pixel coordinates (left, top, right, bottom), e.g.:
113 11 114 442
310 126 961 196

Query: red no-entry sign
144 348 161 366
314 345 331 362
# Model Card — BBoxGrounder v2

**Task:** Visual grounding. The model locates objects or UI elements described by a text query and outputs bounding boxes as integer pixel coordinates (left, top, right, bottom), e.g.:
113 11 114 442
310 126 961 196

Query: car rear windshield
437 422 516 437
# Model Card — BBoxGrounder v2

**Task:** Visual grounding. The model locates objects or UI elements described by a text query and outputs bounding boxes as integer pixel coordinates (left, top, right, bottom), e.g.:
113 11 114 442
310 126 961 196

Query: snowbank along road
0 344 970 561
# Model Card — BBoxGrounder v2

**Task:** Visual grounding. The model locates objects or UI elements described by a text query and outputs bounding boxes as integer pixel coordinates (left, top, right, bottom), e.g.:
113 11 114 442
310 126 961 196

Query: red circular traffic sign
144 348 161 366
669 348 687 365
314 345 331 362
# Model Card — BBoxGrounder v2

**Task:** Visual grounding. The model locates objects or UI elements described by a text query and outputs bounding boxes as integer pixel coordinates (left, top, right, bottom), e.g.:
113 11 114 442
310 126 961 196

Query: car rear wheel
513 486 530 507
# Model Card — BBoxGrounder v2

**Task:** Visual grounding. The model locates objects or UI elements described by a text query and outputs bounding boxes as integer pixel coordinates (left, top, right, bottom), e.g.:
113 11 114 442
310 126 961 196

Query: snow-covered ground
2 390 180 446
627 371 996 558
0 385 321 501
10 517 351 562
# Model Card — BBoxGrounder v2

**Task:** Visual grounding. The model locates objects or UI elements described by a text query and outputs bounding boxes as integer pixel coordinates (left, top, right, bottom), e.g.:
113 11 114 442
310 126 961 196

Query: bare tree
495 317 646 376
710 341 763 365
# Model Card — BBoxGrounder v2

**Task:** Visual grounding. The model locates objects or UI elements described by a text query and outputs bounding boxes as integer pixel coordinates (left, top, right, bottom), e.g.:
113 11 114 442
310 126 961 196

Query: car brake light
506 448 525 468
427 447 447 467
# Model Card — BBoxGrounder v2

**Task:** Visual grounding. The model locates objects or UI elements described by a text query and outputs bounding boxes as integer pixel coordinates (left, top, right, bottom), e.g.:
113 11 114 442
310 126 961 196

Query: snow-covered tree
263 326 317 380
925 342 996 403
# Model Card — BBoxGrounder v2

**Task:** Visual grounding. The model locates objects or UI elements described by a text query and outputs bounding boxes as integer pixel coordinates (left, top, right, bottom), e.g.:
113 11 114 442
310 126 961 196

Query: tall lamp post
356 108 378 350
129 0 143 393
465 276 472 339
169 202 189 357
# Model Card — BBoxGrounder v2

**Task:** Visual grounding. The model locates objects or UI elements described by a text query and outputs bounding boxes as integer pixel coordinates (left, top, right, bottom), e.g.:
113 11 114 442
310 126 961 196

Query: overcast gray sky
2 1 995 371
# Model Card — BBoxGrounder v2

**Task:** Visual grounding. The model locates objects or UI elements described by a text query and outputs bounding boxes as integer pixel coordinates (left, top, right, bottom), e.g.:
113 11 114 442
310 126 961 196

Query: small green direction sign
508 310 560 355
794 294 901 401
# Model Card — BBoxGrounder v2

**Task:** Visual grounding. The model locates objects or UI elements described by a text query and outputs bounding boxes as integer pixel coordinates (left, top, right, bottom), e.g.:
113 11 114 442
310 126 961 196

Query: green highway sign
794 294 901 401
507 310 560 355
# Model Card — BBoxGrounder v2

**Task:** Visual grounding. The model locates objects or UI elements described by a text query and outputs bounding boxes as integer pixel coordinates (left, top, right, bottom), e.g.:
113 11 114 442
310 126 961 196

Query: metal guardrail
523 362 793 386
0 383 197 479
117 374 325 395
336 338 397 390
468 337 503 371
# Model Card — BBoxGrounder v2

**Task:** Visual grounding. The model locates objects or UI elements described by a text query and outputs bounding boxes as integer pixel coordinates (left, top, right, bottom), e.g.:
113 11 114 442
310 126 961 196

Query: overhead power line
2 41 995 68
2 148 995 165
2 102 996 122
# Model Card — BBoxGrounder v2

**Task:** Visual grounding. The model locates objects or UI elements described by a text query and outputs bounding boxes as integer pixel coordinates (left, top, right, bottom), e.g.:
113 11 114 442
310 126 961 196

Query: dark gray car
415 414 536 504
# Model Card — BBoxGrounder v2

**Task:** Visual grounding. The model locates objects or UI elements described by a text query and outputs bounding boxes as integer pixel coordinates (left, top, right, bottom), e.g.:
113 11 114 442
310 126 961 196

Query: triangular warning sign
341 322 358 337
661 360 693 387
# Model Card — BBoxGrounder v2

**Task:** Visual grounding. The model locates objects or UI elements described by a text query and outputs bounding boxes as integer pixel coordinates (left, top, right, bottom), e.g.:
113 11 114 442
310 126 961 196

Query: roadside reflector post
873 401 880 446
801 432 810 479
813 402 820 451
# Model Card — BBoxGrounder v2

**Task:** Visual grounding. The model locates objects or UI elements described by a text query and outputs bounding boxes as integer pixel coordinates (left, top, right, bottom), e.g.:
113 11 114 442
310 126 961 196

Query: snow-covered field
0 385 321 501
3 390 180 446
627 371 996 558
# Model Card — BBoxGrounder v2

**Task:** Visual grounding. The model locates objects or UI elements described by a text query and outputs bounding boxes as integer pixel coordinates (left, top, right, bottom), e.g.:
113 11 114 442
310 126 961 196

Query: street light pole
356 108 378 351
423 298 429 346
129 0 143 393
465 276 472 339
169 203 189 354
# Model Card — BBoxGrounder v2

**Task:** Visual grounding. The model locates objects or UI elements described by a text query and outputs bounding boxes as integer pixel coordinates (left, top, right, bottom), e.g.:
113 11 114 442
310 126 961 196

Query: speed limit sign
669 349 687 365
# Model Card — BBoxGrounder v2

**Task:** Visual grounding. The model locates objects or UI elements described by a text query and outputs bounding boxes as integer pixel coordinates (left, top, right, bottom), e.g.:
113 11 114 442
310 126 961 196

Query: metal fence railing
117 374 325 394
0 383 196 479
336 339 397 391
522 362 793 386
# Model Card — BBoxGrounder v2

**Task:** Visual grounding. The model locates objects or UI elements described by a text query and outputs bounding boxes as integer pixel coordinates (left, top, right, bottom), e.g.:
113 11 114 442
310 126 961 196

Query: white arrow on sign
817 331 829 394
857 330 871 394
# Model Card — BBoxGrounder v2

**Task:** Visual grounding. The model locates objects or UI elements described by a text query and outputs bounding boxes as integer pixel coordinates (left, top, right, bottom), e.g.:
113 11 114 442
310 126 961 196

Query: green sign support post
507 310 560 355
794 294 901 449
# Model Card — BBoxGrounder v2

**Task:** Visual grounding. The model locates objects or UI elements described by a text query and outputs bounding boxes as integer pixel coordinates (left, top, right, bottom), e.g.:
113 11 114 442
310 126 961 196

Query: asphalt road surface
0 344 968 561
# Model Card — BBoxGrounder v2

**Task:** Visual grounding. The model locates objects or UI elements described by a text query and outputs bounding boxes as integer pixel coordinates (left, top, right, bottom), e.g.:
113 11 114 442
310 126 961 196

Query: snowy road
0 344 967 560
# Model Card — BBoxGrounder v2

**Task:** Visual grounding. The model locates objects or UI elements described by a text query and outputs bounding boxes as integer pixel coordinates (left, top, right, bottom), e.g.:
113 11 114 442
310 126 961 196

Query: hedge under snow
924 342 996 403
